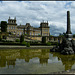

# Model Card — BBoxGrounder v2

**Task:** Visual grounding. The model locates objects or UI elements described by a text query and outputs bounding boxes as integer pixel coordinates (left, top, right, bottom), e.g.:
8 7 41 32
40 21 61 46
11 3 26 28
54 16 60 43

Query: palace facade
7 17 50 37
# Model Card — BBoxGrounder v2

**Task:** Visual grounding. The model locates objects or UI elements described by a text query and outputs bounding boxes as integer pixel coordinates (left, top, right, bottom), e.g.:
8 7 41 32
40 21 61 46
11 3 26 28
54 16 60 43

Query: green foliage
0 35 2 41
20 35 24 43
26 42 30 47
1 21 7 32
50 35 53 37
59 33 64 37
42 36 46 44
24 34 27 36
73 34 75 38
15 39 20 42
30 40 39 44
0 42 20 45
3 35 7 39
21 41 27 46
51 42 59 45
38 34 41 36
46 42 51 46
9 32 11 35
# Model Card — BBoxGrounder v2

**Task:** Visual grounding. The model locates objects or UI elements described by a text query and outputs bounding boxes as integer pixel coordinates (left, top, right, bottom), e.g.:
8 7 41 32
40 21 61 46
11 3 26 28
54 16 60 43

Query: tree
20 34 24 43
73 34 75 38
1 21 7 32
42 36 46 44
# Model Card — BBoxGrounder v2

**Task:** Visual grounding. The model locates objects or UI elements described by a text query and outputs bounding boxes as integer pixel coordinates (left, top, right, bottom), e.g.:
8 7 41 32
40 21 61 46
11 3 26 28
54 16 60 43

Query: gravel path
0 45 54 49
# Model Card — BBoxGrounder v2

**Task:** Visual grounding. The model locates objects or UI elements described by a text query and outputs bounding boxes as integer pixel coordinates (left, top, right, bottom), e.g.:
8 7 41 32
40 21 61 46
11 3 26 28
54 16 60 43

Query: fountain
50 11 75 55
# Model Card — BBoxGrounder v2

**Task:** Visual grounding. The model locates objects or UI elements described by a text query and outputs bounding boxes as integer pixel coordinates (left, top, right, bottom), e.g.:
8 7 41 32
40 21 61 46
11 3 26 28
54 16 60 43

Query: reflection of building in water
7 60 16 68
40 58 48 64
0 56 6 67
51 52 75 71
0 49 49 68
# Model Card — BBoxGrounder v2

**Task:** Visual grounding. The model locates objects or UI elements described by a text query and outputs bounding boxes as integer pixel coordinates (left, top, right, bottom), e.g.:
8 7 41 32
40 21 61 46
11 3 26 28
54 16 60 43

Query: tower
8 17 16 24
40 21 50 36
7 17 17 35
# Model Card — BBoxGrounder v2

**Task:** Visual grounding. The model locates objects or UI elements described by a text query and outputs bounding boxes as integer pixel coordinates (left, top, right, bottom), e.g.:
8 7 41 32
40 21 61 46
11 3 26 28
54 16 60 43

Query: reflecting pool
0 49 75 74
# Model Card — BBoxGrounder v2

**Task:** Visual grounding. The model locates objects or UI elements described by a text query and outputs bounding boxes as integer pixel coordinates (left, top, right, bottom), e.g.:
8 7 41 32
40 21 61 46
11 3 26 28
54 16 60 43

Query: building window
9 27 10 29
11 26 13 29
18 32 19 34
45 29 48 32
30 32 32 35
20 32 22 35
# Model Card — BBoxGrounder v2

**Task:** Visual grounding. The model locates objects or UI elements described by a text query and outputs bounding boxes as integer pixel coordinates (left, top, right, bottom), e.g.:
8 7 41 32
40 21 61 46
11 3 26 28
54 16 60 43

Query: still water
0 49 75 74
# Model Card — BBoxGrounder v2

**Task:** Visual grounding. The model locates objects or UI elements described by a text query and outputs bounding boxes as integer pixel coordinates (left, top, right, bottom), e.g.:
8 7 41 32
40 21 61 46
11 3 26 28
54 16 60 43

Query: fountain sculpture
50 11 75 55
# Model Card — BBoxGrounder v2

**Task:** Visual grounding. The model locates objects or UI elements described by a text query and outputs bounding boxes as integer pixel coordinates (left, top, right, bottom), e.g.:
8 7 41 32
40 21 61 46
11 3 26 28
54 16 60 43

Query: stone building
6 17 50 41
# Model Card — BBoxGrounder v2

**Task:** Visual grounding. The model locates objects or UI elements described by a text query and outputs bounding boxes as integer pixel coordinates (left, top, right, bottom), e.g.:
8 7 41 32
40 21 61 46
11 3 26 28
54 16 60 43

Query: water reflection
0 49 75 71
50 52 75 71
0 49 49 68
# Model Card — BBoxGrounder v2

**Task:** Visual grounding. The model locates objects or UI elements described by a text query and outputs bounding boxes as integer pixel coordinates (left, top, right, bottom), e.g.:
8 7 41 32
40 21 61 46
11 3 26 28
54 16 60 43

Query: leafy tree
1 21 7 32
20 34 24 43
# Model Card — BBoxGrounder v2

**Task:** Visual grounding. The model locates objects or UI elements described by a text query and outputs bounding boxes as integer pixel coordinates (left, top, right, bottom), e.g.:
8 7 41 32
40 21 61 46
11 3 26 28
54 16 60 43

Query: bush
0 38 2 41
20 35 24 43
51 42 59 45
0 35 2 41
21 41 27 46
47 42 51 46
42 36 46 44
2 39 6 42
0 42 20 45
15 39 20 42
26 42 30 47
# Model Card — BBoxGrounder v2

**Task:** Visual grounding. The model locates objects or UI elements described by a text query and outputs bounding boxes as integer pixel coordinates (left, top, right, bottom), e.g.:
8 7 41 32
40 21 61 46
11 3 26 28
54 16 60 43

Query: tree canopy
1 21 7 32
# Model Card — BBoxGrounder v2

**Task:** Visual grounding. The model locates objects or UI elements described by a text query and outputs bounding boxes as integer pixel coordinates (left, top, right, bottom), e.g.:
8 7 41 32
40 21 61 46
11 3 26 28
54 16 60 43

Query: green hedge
0 42 20 45
15 39 20 42
21 41 27 46
46 42 51 46
51 42 59 45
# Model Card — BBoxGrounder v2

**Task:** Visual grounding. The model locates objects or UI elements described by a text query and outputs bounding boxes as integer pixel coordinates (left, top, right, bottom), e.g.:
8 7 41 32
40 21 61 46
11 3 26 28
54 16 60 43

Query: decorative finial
43 20 44 22
15 17 16 20
9 16 10 19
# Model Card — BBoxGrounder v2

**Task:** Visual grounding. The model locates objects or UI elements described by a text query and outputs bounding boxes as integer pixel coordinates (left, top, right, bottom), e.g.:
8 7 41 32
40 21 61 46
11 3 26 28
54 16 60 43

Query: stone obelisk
66 11 72 40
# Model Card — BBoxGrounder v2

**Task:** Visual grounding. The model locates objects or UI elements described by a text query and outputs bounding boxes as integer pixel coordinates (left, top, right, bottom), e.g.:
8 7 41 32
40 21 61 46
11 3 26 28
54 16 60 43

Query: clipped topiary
42 36 46 44
20 34 24 43
26 42 30 47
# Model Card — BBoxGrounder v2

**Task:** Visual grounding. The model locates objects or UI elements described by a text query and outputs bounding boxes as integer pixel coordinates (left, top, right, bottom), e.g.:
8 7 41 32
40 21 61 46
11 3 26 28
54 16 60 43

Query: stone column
66 11 72 40
66 11 72 34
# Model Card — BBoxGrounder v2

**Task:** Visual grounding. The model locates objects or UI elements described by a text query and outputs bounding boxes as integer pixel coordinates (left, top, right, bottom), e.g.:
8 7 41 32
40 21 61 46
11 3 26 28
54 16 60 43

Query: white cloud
0 1 75 36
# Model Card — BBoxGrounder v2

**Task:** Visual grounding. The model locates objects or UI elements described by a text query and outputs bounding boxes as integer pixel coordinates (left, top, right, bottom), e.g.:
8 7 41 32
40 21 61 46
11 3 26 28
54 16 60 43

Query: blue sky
0 1 75 36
